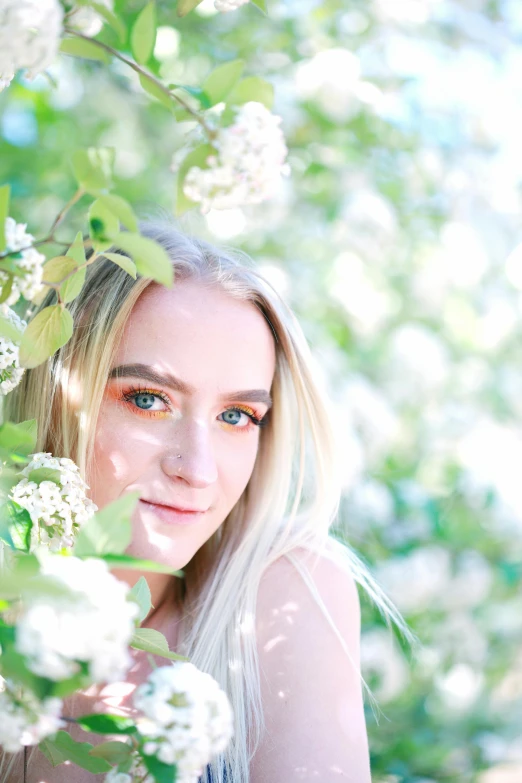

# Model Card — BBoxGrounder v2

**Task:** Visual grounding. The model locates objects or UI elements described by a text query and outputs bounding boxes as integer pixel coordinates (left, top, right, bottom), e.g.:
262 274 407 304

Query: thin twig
23 746 27 783
63 28 215 136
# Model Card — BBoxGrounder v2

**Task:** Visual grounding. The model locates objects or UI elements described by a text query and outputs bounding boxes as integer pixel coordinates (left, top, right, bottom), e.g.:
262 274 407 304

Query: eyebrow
109 363 273 409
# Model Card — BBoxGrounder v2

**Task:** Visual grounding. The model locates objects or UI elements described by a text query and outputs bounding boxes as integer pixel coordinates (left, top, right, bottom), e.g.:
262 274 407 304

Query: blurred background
1 0 522 780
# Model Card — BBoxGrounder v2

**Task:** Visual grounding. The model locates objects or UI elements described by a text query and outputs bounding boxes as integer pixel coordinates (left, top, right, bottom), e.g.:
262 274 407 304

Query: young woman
2 221 408 782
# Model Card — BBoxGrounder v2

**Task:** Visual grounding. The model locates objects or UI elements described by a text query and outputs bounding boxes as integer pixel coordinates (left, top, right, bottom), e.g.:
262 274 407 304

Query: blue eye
133 393 158 410
221 409 243 425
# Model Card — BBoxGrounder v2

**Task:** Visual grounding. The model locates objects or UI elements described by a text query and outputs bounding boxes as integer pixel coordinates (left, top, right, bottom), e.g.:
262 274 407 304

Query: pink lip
139 499 208 526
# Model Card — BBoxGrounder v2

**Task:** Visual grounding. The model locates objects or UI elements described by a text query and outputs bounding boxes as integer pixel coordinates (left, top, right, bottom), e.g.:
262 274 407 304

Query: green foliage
141 750 178 783
73 492 139 556
227 76 273 109
112 232 174 286
39 731 112 773
202 60 244 107
131 2 157 65
76 714 138 735
131 628 187 661
0 184 9 253
177 0 204 17
128 575 153 623
71 147 114 194
101 251 137 279
89 740 134 763
19 305 74 368
27 467 62 485
60 37 111 63
0 419 37 456
1 501 33 552
99 194 138 232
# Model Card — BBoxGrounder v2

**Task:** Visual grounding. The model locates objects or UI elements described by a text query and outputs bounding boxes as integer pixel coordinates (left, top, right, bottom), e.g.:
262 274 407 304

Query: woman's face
89 279 276 571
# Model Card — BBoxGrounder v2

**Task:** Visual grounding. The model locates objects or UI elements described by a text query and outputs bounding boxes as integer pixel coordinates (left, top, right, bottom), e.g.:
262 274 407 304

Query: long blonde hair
4 221 412 782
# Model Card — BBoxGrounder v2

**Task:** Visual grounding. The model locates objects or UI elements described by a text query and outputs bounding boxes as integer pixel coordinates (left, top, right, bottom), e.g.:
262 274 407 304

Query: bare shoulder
251 545 371 782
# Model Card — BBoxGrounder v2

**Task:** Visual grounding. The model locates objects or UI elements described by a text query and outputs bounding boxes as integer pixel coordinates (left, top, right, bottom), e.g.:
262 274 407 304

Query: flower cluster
15 555 138 683
214 0 250 11
0 304 26 395
182 101 288 213
0 0 64 91
1 217 45 305
105 757 151 783
0 678 63 753
11 453 97 552
69 0 114 38
134 662 233 782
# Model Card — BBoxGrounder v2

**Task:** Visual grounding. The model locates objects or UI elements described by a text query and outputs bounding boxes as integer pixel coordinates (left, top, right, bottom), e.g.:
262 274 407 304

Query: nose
160 419 218 489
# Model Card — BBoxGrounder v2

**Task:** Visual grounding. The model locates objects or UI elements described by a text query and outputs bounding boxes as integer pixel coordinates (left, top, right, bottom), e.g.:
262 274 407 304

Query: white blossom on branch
134 662 233 783
1 217 45 305
15 555 138 683
0 304 26 395
181 101 289 213
0 677 63 753
0 0 64 87
68 0 114 38
214 0 250 11
11 453 97 552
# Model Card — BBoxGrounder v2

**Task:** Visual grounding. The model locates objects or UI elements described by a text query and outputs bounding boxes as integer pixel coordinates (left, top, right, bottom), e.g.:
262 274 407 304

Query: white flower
11 453 97 552
0 304 26 395
214 0 249 11
0 682 63 753
69 0 114 38
134 663 233 781
0 72 14 92
181 102 288 213
1 217 45 305
15 556 138 683
0 0 63 85
105 758 151 783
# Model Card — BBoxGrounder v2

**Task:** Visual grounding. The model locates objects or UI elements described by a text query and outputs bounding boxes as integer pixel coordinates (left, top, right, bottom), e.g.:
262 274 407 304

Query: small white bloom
10 452 97 552
0 682 63 753
214 0 249 11
0 303 26 395
15 555 138 684
69 0 114 38
1 217 45 305
134 662 233 780
0 72 14 92
181 102 288 213
0 0 63 84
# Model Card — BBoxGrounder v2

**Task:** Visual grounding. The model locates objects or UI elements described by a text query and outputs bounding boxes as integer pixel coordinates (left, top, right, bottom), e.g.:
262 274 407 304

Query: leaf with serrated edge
19 306 73 369
39 731 111 773
101 252 137 279
131 2 156 65
73 492 139 556
129 576 152 624
131 628 187 661
0 184 10 253
177 0 204 17
202 60 244 107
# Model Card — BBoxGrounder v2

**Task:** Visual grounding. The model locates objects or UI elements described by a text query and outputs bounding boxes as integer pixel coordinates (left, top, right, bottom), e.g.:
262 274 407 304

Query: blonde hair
3 221 412 782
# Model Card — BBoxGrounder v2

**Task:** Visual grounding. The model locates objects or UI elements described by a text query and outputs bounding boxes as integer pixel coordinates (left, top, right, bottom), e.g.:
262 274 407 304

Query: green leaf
39 731 112 773
0 419 37 455
101 252 137 279
170 85 211 109
98 553 183 576
138 72 176 112
71 148 114 195
88 2 127 42
130 628 187 661
27 467 62 486
112 233 173 287
250 0 267 11
227 76 274 109
99 194 138 232
66 231 87 266
76 714 138 735
59 37 110 64
0 647 54 700
73 492 139 556
1 501 33 552
19 305 74 369
131 2 157 65
49 666 91 699
128 576 152 623
175 143 215 216
42 255 86 304
0 184 10 254
177 0 204 16
0 275 13 305
0 312 24 343
89 740 133 763
202 60 244 107
141 752 178 783
89 198 120 251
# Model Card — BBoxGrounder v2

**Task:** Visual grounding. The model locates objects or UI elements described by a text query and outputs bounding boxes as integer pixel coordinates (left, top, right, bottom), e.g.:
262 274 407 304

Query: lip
139 499 208 526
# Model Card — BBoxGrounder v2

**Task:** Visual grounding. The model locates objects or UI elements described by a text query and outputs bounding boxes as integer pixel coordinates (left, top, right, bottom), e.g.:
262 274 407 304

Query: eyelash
118 385 268 430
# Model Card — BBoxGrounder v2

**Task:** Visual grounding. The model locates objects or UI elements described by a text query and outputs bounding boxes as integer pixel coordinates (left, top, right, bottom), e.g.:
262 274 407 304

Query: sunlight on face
89 280 276 571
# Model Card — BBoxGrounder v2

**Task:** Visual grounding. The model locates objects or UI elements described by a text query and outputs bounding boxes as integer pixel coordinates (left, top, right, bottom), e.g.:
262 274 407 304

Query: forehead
115 280 276 392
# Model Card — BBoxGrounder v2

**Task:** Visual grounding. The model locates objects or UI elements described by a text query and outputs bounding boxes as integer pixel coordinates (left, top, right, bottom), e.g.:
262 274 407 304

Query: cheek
219 433 260 507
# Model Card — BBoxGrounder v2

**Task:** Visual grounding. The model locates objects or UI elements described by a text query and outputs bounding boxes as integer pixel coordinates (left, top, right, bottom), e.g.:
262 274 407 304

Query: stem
63 28 215 136
0 188 85 260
